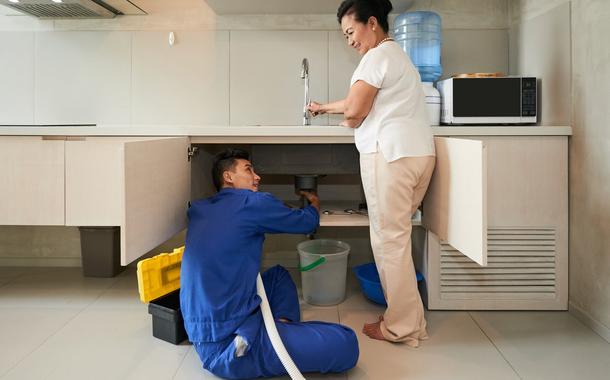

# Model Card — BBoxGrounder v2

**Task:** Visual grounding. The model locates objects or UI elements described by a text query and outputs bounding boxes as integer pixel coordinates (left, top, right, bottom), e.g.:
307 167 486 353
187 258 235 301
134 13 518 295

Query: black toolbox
148 289 188 344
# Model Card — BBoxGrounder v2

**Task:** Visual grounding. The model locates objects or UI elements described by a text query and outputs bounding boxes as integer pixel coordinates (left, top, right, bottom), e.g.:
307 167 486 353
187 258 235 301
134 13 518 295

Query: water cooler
394 11 442 125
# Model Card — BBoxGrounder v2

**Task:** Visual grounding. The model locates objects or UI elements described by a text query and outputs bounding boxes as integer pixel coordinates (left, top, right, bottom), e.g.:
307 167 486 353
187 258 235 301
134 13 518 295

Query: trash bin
298 239 350 306
78 226 124 277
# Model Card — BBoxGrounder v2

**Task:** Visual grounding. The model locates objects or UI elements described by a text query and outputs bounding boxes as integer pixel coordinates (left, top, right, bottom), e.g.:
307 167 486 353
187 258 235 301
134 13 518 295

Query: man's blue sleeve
252 192 319 235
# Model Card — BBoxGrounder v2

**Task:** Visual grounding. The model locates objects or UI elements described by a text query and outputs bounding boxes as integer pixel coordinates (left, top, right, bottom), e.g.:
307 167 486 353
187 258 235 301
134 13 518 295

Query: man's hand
299 191 320 212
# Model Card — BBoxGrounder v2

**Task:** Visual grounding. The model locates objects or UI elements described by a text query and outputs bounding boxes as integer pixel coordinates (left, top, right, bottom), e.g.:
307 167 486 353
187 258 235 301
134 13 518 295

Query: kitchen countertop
0 125 572 143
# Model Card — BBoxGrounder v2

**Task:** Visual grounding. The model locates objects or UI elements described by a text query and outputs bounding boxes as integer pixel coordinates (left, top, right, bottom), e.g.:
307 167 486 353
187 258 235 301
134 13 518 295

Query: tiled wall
0 0 510 126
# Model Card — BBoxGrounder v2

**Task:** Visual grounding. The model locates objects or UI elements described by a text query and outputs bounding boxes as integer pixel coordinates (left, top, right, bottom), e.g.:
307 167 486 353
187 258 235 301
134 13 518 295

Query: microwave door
453 78 522 124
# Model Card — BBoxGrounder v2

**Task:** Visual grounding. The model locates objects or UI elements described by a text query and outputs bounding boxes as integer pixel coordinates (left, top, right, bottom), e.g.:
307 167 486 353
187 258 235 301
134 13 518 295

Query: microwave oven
437 77 537 125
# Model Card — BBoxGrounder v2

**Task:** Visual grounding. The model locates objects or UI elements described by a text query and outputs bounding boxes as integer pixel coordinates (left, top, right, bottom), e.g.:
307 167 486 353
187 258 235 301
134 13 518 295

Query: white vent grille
7 4 100 17
440 228 556 298
0 0 119 19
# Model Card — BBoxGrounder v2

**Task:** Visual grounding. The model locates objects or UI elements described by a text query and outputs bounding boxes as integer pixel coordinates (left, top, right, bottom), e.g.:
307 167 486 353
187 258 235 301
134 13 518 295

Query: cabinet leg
78 226 124 278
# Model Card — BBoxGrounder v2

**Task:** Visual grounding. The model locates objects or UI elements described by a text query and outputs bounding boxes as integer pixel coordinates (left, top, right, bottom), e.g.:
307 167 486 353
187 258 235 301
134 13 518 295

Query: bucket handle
299 256 326 272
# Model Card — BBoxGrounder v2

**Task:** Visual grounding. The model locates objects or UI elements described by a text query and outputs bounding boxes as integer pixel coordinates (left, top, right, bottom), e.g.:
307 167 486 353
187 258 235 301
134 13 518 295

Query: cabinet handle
40 136 86 141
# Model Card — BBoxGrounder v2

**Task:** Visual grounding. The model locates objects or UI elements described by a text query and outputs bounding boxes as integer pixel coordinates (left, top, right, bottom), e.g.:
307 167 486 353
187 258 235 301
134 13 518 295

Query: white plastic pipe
256 273 306 380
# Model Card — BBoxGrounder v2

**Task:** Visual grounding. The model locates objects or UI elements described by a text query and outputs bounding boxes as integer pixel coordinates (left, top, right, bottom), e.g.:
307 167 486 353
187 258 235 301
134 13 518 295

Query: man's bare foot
363 316 388 341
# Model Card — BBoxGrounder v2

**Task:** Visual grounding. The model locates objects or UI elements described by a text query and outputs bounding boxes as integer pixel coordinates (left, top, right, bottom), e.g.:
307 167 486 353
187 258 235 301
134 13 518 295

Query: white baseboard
0 257 81 267
569 301 610 343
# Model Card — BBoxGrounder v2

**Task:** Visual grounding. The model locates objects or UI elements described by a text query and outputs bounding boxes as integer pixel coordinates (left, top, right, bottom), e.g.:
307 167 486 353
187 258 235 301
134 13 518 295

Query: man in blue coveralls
180 148 359 379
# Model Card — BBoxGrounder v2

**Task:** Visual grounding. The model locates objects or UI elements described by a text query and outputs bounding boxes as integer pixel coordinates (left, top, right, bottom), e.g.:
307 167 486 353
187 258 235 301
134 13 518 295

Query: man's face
223 159 260 192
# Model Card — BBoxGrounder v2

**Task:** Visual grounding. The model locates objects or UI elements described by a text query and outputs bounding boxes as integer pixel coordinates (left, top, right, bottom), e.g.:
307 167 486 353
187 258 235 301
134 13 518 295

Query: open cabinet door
121 137 191 265
422 137 487 266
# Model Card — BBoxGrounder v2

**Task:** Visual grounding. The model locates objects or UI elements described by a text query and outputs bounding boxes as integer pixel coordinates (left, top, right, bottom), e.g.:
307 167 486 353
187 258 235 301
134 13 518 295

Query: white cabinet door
122 137 190 265
66 137 190 265
422 137 488 265
0 137 64 225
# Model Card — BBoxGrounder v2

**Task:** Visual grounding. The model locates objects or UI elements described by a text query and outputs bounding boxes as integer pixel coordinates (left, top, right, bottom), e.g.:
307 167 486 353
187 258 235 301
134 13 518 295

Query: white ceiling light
8 0 19 4
51 0 62 3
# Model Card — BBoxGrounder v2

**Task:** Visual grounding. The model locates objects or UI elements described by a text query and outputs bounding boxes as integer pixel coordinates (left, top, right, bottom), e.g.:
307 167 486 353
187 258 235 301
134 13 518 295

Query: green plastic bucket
298 239 350 306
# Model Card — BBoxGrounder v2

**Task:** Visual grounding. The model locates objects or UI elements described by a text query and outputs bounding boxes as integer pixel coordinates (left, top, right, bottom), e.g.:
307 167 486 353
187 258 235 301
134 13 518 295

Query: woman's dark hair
212 148 250 191
337 0 393 33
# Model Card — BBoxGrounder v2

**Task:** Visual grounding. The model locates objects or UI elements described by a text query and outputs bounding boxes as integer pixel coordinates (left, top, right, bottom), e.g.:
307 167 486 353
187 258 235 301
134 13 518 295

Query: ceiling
205 0 415 15
0 0 416 18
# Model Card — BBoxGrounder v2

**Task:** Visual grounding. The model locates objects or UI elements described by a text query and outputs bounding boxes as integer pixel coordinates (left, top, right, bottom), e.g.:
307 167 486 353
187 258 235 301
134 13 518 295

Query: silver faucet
300 58 310 126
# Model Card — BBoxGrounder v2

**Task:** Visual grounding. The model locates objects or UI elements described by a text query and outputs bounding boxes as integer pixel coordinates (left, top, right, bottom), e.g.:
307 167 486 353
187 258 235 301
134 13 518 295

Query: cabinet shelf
318 203 422 227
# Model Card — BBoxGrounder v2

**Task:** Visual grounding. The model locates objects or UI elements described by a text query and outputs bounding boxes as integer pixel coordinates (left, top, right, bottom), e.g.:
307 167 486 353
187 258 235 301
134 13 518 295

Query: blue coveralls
180 188 359 379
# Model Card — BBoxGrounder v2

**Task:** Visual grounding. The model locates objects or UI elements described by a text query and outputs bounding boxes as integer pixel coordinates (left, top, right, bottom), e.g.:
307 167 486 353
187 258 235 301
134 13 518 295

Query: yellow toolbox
136 246 187 344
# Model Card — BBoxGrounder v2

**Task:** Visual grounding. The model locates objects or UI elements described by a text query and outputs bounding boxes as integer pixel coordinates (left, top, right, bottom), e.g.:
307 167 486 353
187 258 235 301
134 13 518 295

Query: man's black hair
211 148 250 191
337 0 393 33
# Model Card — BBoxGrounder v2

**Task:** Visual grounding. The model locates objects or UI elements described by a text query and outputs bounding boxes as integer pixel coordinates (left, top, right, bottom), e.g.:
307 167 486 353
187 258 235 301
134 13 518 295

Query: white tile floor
0 266 609 380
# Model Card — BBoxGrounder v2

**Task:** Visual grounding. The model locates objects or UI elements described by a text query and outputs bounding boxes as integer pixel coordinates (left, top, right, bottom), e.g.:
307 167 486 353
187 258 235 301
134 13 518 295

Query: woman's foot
363 316 387 341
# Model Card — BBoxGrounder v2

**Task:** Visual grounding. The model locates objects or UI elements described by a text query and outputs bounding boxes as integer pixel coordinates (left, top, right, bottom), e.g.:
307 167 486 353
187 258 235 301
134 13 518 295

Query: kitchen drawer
0 136 65 225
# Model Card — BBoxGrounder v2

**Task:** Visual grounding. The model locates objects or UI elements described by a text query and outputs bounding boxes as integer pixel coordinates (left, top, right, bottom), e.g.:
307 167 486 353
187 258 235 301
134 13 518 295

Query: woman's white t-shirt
350 41 435 161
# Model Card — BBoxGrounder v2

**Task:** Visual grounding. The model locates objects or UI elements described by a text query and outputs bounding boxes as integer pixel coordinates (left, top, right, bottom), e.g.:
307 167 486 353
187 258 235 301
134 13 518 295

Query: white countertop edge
0 125 573 137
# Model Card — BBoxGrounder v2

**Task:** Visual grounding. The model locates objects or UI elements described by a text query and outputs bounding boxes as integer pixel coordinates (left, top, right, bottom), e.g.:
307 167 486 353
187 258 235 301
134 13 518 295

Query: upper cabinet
35 32 131 125
230 31 328 126
131 31 230 125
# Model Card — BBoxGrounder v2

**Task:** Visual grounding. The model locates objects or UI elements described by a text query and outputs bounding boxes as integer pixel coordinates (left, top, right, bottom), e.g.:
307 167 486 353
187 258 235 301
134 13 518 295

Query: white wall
509 2 571 126
0 0 510 127
0 0 510 266
510 0 610 342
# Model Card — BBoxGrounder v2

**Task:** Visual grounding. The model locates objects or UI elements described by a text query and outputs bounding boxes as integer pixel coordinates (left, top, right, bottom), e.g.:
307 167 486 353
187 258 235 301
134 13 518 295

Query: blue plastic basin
354 263 423 306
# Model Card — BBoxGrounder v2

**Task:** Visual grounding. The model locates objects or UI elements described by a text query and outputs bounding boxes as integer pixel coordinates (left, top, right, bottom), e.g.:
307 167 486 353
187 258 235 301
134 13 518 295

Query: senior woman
308 0 436 347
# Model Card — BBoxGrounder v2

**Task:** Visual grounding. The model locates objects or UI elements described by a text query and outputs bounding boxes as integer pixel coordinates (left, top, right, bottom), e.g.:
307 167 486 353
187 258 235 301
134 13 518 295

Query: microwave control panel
521 77 537 117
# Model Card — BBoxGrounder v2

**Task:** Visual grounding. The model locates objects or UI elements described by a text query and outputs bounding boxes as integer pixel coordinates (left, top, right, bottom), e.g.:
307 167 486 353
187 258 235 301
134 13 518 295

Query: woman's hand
307 101 326 117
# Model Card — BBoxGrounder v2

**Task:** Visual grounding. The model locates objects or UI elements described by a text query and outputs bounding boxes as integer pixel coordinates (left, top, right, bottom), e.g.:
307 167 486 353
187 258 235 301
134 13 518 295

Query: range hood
0 0 145 19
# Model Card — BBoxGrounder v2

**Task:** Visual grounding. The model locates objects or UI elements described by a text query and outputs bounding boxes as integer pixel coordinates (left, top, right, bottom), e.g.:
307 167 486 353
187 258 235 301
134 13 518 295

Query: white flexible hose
256 273 306 380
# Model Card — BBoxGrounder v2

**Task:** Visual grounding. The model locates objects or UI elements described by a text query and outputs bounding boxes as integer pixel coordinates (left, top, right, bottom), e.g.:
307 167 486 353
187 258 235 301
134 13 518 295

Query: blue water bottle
393 11 442 82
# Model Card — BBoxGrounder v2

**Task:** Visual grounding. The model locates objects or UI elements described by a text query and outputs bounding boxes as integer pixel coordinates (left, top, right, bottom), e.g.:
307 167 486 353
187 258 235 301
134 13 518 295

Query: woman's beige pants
360 152 435 347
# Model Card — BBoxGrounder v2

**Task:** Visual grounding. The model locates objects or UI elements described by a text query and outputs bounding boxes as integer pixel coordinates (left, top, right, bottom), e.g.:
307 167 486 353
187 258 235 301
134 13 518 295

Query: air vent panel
0 0 119 19
6 4 106 18
440 227 557 297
